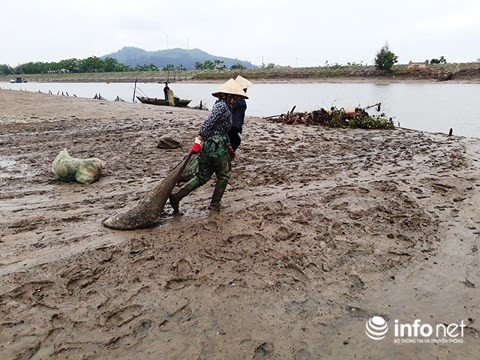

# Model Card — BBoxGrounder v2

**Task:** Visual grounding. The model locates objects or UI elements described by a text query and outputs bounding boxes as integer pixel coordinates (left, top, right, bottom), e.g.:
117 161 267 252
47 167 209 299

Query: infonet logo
365 317 466 344
365 316 388 340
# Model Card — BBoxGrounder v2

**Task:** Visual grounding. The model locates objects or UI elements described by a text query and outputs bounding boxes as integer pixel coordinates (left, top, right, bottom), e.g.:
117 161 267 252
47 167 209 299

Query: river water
2 81 479 138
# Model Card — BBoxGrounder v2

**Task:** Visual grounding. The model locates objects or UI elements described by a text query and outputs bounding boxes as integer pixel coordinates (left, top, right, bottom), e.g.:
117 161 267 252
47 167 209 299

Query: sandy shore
1 89 479 359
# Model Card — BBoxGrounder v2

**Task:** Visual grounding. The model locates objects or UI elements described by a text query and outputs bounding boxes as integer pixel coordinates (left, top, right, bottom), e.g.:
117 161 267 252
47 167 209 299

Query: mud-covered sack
52 149 104 185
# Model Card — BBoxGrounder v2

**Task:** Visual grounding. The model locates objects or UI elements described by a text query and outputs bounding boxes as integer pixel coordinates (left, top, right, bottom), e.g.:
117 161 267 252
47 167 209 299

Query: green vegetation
270 107 395 130
230 63 246 70
430 56 447 64
347 114 395 130
195 60 226 70
0 56 130 75
2 62 480 84
374 43 398 71
312 107 395 129
0 57 239 76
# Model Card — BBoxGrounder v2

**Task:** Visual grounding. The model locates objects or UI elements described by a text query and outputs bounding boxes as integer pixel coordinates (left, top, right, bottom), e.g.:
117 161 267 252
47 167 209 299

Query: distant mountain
102 47 256 70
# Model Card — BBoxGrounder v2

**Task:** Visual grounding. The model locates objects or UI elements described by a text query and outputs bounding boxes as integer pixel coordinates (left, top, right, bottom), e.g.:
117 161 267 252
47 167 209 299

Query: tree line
0 57 131 75
0 56 248 75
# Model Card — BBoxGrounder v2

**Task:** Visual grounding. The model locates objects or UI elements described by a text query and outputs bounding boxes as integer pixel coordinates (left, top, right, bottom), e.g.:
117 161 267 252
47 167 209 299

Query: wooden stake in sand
102 153 192 230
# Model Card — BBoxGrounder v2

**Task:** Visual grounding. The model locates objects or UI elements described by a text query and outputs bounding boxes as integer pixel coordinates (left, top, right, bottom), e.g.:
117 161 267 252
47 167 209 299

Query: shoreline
2 80 479 141
3 76 480 85
2 62 480 85
0 87 475 139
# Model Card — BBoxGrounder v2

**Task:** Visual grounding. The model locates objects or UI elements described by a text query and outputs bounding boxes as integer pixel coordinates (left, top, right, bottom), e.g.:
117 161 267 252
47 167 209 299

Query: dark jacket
231 98 247 130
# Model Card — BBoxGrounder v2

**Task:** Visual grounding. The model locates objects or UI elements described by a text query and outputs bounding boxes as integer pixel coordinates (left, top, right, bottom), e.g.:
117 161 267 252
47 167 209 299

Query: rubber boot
169 186 192 214
209 182 227 211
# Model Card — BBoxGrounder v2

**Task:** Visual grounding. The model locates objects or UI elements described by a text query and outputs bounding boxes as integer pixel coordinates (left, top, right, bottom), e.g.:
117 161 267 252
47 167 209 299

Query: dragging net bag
102 153 192 230
179 154 198 182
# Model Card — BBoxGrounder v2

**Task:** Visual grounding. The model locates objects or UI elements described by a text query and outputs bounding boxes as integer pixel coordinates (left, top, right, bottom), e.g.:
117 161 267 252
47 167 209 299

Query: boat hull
136 96 191 107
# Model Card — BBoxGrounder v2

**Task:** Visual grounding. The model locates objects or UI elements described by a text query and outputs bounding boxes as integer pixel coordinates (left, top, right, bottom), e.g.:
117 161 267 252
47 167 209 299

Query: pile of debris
265 103 395 130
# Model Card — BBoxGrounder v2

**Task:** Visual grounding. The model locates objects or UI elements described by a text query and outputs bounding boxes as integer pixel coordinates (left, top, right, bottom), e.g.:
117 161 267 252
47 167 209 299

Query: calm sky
2 0 479 67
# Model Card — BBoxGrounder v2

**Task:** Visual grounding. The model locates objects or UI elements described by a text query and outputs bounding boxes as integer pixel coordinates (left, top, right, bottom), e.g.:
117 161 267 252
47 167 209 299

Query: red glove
227 146 236 160
190 137 202 153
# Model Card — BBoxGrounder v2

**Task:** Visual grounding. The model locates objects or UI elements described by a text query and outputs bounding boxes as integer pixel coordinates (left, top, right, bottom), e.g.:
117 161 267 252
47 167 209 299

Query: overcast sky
2 0 479 67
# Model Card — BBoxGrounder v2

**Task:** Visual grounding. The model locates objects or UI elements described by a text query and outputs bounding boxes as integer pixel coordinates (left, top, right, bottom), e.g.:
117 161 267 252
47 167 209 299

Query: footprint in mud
128 237 153 255
104 304 144 327
159 303 192 331
274 226 297 242
1 281 55 302
176 258 193 277
131 319 152 338
97 247 122 264
170 303 192 322
8 218 40 233
164 260 196 290
253 342 274 359
225 233 255 244
285 263 309 283
349 274 365 292
203 220 219 232
165 277 195 290
105 319 153 349
203 248 246 261
65 268 101 292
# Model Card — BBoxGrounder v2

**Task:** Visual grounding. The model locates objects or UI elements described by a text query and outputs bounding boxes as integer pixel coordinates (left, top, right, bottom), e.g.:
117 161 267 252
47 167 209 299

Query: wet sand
1 89 479 359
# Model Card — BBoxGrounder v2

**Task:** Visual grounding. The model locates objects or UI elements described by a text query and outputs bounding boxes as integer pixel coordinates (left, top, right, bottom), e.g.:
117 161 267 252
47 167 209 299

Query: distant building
408 60 429 71
47 69 70 74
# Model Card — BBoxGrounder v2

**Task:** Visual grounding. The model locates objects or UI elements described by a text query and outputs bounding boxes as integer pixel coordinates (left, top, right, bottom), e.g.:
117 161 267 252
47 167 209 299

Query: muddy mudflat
0 89 479 359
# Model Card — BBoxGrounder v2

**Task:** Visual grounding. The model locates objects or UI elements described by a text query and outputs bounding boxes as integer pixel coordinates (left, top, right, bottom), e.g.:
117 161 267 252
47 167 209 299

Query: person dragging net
169 79 248 213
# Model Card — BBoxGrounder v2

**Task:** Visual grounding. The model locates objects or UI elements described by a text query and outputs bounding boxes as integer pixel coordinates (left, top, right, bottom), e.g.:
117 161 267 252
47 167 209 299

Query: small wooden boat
136 96 191 107
10 77 26 83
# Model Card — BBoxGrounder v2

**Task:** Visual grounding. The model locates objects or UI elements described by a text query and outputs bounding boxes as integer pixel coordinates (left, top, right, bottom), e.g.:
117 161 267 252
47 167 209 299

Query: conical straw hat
234 75 253 89
212 79 248 99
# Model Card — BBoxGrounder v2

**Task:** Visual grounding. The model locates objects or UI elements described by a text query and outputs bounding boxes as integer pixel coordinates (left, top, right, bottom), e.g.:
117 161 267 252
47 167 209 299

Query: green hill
102 47 255 70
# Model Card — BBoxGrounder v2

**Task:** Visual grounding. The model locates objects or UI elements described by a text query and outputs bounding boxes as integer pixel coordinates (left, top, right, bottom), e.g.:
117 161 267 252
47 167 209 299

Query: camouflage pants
183 135 231 194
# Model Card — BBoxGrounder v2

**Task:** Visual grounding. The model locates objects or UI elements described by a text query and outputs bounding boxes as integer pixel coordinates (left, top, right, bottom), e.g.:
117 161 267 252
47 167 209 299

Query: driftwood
102 153 192 230
264 105 296 119
363 102 381 111
265 104 394 129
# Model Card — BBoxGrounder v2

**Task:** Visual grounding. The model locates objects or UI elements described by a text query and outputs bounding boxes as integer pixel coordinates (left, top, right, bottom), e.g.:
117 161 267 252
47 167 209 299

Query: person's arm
190 101 227 153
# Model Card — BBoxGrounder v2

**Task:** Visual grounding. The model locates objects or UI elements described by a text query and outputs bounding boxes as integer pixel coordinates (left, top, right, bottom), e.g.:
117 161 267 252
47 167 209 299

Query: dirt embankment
0 89 480 359
2 63 480 84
